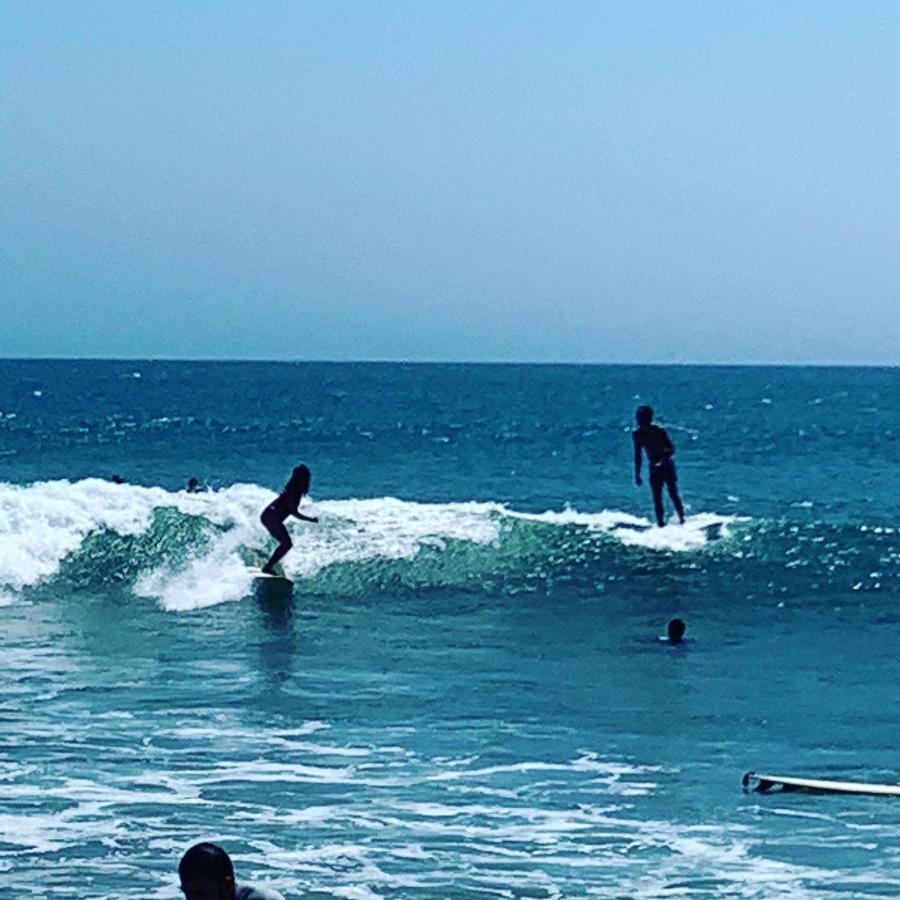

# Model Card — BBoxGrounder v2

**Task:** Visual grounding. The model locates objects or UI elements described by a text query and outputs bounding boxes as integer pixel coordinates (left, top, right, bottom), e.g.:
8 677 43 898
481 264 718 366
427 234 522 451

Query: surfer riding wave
260 464 318 574
632 405 686 528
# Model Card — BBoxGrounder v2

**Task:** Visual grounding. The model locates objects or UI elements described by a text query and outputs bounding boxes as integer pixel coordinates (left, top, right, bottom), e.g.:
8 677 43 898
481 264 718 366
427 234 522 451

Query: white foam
0 478 158 591
0 479 271 600
134 542 257 612
0 715 845 898
509 507 740 552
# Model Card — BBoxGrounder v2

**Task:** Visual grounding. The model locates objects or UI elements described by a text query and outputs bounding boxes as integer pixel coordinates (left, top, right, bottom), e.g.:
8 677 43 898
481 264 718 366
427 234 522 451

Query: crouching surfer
260 464 318 574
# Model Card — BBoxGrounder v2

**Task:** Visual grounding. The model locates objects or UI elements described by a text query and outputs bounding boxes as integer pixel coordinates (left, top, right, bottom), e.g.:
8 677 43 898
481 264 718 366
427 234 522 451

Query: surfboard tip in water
743 771 900 797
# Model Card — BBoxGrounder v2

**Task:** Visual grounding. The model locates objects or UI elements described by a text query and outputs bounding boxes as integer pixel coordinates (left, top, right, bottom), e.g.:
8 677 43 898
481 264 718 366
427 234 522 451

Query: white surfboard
613 521 723 536
743 771 900 797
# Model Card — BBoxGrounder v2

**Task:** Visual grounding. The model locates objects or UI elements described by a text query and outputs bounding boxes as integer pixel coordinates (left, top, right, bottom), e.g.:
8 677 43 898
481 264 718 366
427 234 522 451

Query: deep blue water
1 361 899 898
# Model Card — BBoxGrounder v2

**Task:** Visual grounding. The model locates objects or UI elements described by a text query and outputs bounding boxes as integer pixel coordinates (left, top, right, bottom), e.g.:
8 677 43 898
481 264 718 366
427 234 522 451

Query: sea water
1 360 898 898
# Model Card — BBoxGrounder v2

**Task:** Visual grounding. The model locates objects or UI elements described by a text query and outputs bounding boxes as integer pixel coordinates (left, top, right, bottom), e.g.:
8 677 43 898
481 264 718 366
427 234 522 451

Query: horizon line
0 355 897 369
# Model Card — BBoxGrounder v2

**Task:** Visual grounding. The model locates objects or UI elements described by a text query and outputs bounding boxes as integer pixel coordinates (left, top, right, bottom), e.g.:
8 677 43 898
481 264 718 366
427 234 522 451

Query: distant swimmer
179 842 285 900
260 464 318 575
186 477 202 493
666 617 686 644
632 405 686 528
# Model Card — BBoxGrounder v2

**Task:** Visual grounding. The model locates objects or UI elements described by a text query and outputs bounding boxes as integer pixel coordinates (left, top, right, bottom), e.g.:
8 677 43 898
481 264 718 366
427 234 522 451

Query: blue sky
2 1 899 363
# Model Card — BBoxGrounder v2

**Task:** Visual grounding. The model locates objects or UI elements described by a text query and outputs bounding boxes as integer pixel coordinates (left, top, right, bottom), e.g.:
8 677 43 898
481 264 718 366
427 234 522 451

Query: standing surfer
632 405 686 527
260 464 318 574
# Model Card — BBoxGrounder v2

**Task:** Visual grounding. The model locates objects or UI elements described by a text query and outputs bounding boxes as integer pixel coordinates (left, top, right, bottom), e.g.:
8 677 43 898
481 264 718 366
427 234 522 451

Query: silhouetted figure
178 842 285 900
633 405 686 527
667 617 686 644
260 464 318 574
186 477 202 493
111 474 126 484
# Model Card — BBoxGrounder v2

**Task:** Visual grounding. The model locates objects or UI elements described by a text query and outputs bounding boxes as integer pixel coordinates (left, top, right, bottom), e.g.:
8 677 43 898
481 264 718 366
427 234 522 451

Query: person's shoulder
235 884 286 900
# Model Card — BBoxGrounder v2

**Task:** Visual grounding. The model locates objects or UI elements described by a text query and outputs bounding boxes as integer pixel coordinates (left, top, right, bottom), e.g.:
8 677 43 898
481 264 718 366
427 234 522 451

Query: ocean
1 360 898 898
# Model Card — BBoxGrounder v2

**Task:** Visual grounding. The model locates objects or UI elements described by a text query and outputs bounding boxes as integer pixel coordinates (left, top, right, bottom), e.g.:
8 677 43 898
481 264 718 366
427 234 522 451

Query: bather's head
179 842 236 900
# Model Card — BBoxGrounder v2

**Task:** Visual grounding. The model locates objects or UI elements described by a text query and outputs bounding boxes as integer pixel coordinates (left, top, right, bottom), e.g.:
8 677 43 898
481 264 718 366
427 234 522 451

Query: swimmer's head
667 618 686 643
178 842 235 900
636 406 653 427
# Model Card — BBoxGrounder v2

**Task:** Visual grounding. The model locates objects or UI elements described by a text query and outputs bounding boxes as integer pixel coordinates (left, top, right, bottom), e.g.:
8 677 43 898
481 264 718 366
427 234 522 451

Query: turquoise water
1 361 899 898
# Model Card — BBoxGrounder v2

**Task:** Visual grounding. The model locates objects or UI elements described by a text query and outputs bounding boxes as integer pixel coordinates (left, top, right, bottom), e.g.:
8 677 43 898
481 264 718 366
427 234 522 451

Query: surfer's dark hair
290 464 311 496
636 405 653 425
178 842 234 883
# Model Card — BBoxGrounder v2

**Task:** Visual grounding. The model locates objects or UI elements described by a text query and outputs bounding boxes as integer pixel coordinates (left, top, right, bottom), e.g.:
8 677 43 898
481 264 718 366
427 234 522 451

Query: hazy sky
2 1 899 363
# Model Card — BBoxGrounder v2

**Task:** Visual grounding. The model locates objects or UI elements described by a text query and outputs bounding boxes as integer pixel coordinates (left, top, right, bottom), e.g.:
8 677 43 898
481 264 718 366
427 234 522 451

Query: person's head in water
289 464 311 496
667 618 686 643
178 842 236 900
187 477 200 493
636 405 654 427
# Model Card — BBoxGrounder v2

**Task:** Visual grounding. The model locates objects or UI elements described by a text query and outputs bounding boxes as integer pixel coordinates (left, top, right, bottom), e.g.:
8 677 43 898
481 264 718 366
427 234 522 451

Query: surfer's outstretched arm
287 494 317 523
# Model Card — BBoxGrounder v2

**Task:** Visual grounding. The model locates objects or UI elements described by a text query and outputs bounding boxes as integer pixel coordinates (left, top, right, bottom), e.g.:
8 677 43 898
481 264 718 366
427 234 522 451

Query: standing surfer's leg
650 469 666 527
261 513 292 574
665 466 685 524
669 486 685 524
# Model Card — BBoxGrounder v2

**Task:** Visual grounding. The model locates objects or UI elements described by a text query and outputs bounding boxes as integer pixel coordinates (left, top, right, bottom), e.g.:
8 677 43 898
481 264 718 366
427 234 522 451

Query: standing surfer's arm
662 429 675 459
633 433 643 485
293 512 318 523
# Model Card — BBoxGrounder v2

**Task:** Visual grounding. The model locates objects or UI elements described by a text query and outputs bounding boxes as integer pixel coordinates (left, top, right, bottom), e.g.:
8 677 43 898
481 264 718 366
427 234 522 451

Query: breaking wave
0 479 738 610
